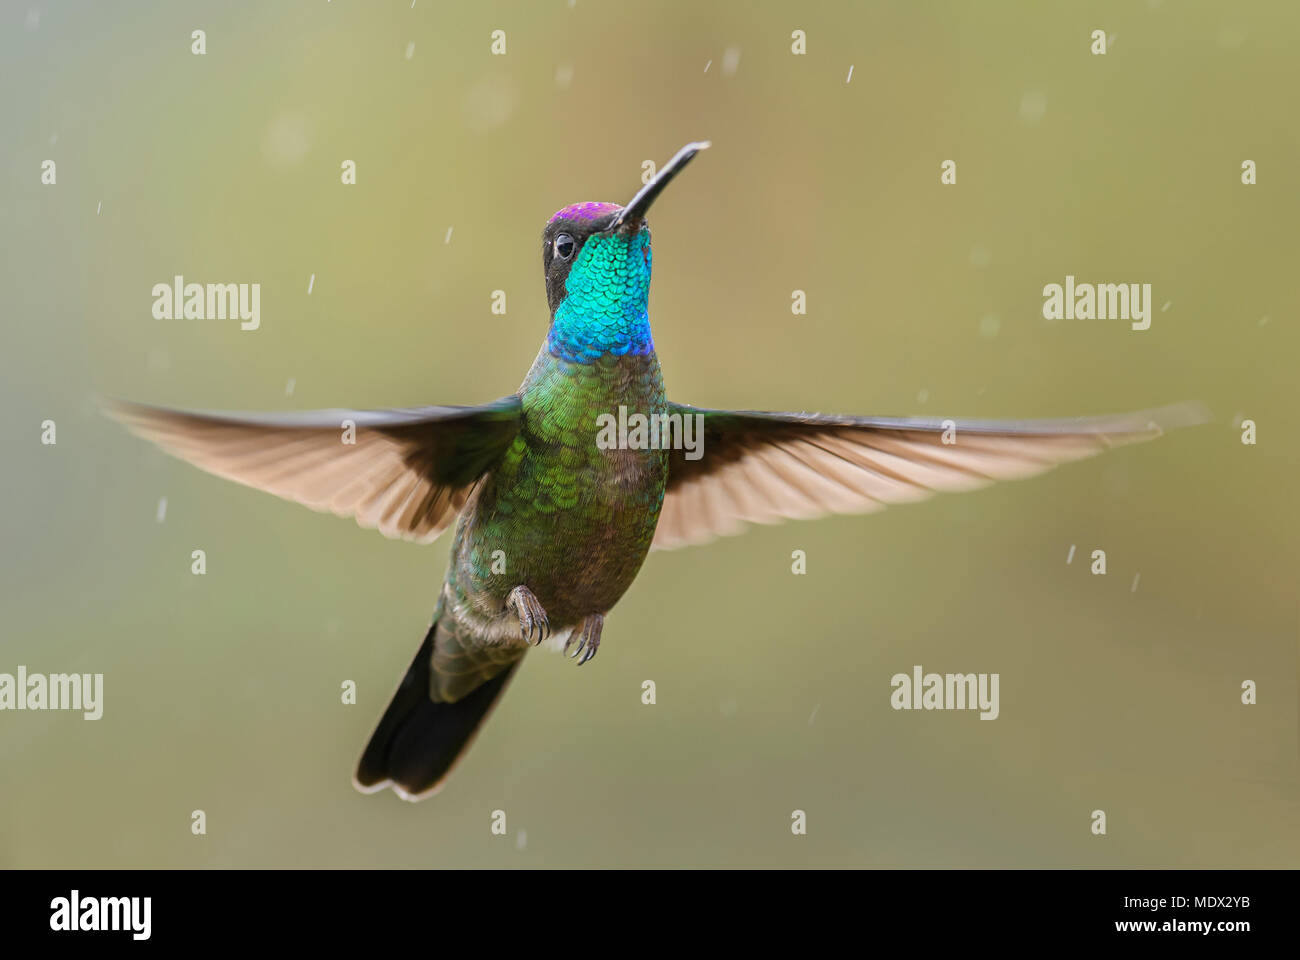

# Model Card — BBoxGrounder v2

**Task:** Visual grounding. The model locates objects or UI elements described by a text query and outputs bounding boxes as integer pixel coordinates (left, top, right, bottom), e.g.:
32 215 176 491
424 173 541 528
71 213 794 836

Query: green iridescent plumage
431 346 667 700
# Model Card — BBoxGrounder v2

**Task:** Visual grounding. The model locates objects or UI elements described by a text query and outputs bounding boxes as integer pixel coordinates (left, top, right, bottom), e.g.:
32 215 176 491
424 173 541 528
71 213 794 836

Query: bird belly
473 446 664 627
541 448 666 618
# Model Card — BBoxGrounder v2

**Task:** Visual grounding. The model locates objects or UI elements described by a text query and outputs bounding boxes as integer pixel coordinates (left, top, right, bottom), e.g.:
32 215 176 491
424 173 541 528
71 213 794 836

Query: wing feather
653 402 1207 550
106 397 522 544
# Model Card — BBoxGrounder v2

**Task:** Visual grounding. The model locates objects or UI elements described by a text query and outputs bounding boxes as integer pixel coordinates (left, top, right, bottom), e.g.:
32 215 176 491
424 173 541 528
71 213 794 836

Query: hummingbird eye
554 234 576 260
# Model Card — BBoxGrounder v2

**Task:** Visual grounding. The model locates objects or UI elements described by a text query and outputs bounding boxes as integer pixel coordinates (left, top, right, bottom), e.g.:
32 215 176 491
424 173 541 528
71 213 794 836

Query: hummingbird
108 142 1203 801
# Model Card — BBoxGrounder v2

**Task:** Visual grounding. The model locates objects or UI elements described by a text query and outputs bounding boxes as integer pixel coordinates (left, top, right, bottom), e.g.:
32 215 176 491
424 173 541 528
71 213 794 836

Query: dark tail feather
354 617 519 800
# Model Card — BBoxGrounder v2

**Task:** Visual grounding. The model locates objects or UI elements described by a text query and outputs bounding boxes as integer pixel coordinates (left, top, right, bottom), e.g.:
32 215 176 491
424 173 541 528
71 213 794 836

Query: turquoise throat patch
548 229 654 363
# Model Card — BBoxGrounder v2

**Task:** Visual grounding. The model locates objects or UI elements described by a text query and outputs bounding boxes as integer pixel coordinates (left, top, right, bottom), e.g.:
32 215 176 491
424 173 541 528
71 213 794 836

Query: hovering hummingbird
109 142 1202 801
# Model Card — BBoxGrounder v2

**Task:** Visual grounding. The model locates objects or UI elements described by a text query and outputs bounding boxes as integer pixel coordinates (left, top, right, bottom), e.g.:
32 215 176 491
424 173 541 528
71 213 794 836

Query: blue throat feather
547 227 655 364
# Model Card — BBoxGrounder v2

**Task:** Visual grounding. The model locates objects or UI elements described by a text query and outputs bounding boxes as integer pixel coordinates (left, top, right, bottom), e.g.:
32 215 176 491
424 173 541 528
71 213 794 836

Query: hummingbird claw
506 585 550 647
573 613 604 666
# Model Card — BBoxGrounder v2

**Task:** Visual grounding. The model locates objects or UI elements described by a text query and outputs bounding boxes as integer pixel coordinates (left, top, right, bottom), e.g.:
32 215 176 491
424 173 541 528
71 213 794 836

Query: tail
354 615 519 801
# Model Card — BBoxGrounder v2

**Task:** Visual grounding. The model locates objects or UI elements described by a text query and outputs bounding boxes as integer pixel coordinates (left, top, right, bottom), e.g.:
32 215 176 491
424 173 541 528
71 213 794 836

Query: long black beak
610 141 710 231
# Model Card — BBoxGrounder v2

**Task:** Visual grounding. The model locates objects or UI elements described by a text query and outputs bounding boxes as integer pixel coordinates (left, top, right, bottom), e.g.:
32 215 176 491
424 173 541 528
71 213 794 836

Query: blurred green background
1 0 1296 867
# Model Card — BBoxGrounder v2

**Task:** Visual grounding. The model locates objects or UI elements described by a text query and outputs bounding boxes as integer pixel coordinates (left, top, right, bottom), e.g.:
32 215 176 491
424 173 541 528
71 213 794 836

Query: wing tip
1098 401 1211 446
98 395 146 425
1143 401 1212 433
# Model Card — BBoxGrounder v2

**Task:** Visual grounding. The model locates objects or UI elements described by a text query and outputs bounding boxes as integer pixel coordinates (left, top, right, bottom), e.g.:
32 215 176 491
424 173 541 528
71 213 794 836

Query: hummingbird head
542 141 709 363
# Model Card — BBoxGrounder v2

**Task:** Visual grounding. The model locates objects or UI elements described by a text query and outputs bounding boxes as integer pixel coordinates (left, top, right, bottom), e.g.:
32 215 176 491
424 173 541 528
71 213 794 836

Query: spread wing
106 396 523 543
652 402 1206 550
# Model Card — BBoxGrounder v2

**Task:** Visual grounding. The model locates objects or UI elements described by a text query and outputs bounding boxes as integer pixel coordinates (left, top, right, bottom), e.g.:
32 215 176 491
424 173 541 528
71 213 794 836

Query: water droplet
1019 91 1047 123
262 114 314 171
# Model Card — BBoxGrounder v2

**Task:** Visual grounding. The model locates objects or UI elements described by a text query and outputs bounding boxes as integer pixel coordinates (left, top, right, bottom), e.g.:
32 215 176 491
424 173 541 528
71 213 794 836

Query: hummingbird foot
565 613 604 666
506 585 550 646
